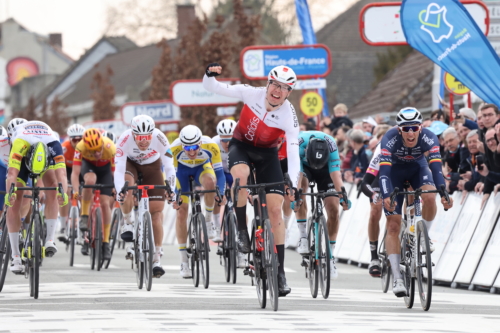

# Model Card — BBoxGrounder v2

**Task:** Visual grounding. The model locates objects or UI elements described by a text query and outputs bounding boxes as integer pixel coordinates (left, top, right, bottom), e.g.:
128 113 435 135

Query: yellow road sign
300 92 323 117
444 72 470 95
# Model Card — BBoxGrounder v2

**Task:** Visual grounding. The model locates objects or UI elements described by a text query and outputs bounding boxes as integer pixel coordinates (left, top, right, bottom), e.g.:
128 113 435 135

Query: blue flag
295 0 330 117
401 0 500 106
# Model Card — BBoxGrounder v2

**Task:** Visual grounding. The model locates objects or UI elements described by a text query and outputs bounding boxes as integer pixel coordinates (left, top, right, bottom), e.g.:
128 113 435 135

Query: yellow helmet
26 142 50 175
83 128 103 151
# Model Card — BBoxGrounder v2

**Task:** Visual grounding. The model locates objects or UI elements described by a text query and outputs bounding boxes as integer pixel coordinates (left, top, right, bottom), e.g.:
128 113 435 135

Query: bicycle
62 186 81 267
81 184 115 272
105 200 122 269
8 177 64 299
378 228 392 293
119 176 173 291
301 181 348 299
217 187 238 284
0 203 10 292
179 176 221 289
388 183 450 311
238 173 294 312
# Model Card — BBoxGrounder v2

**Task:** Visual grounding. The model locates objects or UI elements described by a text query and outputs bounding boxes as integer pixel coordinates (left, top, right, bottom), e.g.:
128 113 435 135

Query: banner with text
121 100 180 125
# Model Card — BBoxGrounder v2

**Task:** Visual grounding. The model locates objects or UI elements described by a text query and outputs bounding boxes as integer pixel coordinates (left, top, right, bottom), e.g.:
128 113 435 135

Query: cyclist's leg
119 159 138 241
41 168 60 255
175 165 194 277
413 161 437 231
198 162 216 234
95 164 114 259
213 172 232 229
58 167 72 235
295 170 310 253
279 158 293 230
80 160 96 231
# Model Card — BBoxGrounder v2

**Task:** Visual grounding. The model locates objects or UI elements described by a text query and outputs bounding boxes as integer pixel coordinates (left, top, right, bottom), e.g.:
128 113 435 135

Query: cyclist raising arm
203 63 300 296
114 115 176 278
379 107 453 297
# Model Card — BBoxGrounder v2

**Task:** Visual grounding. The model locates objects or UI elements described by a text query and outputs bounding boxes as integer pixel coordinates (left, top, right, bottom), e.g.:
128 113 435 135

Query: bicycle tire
197 214 210 289
105 208 121 269
264 219 279 311
188 218 199 287
32 213 42 299
251 220 266 308
379 231 391 293
416 220 432 311
89 213 96 270
0 219 11 292
95 208 103 271
143 212 154 291
228 212 237 284
318 216 331 299
222 212 231 283
135 221 144 289
401 230 415 309
69 206 78 267
306 218 318 298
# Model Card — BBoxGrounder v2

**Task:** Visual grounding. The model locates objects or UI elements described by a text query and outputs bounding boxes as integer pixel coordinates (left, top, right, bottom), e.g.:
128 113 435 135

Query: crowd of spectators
305 102 500 208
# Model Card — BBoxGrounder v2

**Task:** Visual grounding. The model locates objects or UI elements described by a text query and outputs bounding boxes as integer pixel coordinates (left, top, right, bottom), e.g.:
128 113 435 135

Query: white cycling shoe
180 262 192 278
237 252 248 268
120 223 134 242
10 257 24 274
393 278 407 297
297 238 309 255
330 258 338 279
209 225 222 243
44 240 58 257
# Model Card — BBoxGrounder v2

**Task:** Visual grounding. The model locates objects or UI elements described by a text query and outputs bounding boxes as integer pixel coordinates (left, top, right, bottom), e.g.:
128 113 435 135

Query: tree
91 65 119 121
17 96 37 120
373 45 413 86
149 38 174 101
47 97 70 135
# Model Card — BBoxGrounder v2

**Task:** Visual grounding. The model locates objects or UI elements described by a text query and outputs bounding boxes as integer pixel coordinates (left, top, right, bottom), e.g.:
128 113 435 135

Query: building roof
348 50 434 119
316 0 399 110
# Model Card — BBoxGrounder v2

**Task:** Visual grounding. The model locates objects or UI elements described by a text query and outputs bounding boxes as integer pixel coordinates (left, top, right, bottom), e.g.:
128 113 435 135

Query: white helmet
396 107 423 127
268 65 297 90
217 119 237 136
131 115 155 135
103 131 117 144
7 118 27 135
0 125 6 137
180 125 202 146
67 124 85 137
52 131 60 141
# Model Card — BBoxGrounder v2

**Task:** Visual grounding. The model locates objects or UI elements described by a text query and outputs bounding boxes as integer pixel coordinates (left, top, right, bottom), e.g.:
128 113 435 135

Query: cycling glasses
400 125 421 132
134 134 153 142
220 138 231 143
183 144 200 151
71 137 82 143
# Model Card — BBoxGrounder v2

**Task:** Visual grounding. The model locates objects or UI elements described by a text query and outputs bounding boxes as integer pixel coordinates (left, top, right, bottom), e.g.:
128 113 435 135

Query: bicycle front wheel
222 212 231 283
318 217 331 299
401 231 415 309
228 212 237 284
197 214 210 289
0 215 11 292
379 231 391 293
95 208 103 272
416 220 432 311
264 219 279 311
250 220 266 308
143 212 154 291
188 218 199 287
69 206 78 267
31 213 42 299
135 221 144 289
306 218 318 298
105 208 121 269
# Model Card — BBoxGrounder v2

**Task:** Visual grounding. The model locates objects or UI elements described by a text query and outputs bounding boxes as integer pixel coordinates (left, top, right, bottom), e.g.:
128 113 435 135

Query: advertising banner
121 100 180 125
401 0 500 106
471 213 500 287
171 79 241 106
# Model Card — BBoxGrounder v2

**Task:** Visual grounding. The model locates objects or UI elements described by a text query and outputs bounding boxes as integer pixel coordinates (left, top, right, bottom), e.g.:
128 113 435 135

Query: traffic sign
300 92 324 117
444 72 471 95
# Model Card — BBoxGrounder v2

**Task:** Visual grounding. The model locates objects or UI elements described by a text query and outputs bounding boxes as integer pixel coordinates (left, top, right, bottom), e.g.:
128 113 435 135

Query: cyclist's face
185 147 200 159
400 126 421 148
70 137 82 149
220 135 231 152
134 134 152 150
93 146 104 158
266 81 291 106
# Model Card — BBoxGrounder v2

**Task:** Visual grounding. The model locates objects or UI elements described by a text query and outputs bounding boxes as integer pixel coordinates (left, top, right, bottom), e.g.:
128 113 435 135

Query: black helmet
306 137 329 170
25 142 50 175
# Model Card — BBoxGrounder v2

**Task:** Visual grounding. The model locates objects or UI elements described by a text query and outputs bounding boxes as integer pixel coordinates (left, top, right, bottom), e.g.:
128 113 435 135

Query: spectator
344 129 369 184
321 103 353 131
431 109 450 124
477 130 500 189
458 107 477 121
427 120 449 157
442 128 461 193
454 130 482 192
353 122 363 130
373 124 391 139
362 116 377 134
478 128 500 207
300 122 315 132
422 118 432 128
477 109 485 130
340 134 354 174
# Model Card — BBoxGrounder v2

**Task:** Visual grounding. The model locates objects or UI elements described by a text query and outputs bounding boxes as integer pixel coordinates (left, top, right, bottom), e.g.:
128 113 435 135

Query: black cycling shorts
228 139 284 195
81 160 113 196
302 164 336 194
280 158 288 175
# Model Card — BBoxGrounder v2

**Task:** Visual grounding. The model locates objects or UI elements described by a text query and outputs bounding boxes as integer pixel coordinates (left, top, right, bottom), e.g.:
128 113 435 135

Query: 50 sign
300 92 324 117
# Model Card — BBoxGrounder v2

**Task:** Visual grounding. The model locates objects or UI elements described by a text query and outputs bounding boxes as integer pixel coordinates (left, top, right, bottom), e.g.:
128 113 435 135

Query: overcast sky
3 0 356 60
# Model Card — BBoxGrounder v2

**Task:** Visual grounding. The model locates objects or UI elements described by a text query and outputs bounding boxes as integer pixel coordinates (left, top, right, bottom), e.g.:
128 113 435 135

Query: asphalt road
0 241 499 332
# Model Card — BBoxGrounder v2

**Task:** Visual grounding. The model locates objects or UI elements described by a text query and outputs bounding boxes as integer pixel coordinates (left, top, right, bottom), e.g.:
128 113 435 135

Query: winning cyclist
203 63 300 296
5 120 68 273
58 124 85 239
72 129 115 259
379 107 453 297
115 115 176 278
171 125 225 278
295 131 350 279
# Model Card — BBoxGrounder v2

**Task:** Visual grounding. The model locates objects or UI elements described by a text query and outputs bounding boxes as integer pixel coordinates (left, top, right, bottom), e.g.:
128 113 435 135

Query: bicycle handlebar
233 173 295 203
389 184 451 211
302 186 348 203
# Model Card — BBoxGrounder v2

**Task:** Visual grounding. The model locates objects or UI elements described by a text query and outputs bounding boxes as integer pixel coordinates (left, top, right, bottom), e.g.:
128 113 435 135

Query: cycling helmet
396 107 423 127
217 119 237 136
83 128 104 150
179 125 202 146
66 124 85 137
103 131 117 144
306 137 329 170
268 66 297 90
25 142 50 175
0 125 6 137
52 131 60 141
131 115 155 135
7 118 27 135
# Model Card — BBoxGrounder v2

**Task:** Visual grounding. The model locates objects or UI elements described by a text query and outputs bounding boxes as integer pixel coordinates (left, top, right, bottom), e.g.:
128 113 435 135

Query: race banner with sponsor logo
121 100 180 125
401 0 500 106
171 79 240 106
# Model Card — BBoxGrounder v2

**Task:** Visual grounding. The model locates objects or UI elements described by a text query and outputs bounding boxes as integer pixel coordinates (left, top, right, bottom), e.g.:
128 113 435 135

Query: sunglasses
71 137 82 142
400 125 421 132
220 138 231 143
134 134 153 142
183 144 200 151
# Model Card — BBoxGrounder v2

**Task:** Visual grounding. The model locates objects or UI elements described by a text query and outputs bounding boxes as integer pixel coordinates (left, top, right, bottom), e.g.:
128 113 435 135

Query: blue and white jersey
0 134 9 168
298 131 340 173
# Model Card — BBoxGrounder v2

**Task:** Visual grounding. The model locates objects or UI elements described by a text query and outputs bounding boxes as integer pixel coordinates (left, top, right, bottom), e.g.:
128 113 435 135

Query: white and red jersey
114 128 176 193
366 144 381 176
212 135 230 173
203 75 300 187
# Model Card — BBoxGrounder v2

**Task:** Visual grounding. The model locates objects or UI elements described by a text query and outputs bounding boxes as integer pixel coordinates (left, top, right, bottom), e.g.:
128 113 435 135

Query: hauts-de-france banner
401 0 500 106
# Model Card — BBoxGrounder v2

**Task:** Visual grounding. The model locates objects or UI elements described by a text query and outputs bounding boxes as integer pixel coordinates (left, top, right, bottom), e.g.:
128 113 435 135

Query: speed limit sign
300 92 323 117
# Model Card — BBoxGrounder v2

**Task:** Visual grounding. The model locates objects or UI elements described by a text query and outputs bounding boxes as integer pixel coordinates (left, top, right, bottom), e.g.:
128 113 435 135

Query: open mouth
407 137 416 143
270 93 280 101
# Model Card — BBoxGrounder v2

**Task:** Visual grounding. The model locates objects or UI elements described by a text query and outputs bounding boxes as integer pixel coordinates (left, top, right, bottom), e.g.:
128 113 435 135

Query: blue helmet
396 107 423 126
